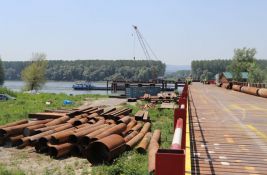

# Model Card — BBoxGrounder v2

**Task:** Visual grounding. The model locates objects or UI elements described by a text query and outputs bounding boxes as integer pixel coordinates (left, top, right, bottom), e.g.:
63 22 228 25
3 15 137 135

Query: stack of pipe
0 106 160 165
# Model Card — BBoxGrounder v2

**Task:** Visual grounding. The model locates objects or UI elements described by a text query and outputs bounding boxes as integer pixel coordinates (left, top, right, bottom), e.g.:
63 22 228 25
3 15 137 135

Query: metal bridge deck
189 83 267 175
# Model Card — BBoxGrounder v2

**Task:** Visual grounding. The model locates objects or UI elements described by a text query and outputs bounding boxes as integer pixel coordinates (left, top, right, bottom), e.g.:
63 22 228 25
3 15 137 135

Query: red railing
155 84 189 175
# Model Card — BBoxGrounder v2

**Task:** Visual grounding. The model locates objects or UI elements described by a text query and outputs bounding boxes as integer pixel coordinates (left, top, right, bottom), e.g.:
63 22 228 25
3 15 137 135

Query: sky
0 0 267 65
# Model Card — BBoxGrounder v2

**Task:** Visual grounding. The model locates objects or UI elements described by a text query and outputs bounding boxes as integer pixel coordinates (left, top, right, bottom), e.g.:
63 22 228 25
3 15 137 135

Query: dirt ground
0 98 128 175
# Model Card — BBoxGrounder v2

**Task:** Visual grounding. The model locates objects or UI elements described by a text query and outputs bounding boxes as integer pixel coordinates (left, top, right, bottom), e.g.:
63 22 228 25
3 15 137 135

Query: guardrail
155 84 189 175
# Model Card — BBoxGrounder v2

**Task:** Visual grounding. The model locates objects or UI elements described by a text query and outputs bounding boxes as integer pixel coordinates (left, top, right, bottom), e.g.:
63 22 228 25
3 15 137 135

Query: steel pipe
136 132 152 154
86 134 126 164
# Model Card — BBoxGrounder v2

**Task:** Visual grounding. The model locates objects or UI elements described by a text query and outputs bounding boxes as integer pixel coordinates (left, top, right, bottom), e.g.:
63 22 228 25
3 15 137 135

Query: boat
72 81 94 90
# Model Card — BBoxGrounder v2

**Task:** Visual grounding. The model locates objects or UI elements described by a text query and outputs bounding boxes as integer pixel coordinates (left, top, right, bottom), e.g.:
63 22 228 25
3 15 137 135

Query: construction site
1 81 266 175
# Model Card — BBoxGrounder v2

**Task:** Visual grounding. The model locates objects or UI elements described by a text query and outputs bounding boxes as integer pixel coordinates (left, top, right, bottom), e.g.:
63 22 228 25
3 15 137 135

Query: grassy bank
92 102 174 175
0 87 107 125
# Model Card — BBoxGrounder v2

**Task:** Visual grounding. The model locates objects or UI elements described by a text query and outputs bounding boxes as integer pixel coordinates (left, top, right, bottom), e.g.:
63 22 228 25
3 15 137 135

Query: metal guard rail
155 84 189 175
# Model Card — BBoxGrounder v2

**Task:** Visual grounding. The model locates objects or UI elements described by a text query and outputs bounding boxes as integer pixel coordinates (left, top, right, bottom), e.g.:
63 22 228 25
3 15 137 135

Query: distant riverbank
3 81 124 95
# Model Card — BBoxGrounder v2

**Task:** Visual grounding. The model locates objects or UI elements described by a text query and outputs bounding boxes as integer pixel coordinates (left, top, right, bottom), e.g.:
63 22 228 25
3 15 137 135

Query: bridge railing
155 84 189 175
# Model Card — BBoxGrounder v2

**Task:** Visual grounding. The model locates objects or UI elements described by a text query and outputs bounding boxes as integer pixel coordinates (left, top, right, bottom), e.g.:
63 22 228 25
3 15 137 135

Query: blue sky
0 0 266 65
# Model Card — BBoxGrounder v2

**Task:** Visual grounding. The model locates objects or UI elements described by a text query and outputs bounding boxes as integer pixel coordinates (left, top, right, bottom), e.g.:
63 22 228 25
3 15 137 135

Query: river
3 81 124 95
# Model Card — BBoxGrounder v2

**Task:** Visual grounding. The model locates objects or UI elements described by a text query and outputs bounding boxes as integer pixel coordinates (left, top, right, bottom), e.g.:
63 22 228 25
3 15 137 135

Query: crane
132 25 159 61
132 25 160 80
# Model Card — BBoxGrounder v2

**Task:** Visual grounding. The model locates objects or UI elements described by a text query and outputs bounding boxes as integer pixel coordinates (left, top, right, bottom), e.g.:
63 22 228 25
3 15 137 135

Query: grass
0 163 25 175
0 88 107 125
92 101 174 175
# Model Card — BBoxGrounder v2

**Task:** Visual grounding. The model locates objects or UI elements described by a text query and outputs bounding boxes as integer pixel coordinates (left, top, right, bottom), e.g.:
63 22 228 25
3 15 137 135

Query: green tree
248 62 265 83
21 53 48 91
0 56 4 85
228 47 256 81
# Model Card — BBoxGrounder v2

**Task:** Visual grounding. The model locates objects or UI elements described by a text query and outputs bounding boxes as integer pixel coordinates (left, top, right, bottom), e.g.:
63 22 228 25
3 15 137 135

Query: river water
3 81 124 95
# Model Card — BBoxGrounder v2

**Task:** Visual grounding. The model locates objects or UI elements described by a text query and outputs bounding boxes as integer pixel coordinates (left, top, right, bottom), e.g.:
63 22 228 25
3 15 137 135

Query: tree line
191 48 267 83
3 60 166 82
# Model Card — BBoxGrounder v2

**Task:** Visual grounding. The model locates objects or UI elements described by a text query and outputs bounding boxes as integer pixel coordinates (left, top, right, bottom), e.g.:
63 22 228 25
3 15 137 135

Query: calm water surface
3 81 124 95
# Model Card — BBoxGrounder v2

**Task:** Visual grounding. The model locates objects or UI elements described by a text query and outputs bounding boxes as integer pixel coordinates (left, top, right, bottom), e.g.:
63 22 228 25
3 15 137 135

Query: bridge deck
189 83 267 175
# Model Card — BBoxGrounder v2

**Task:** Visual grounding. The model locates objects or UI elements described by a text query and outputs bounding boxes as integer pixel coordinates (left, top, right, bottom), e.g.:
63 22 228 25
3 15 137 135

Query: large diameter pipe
258 88 267 98
0 119 28 129
49 143 74 158
170 118 183 150
148 130 161 174
241 86 259 96
136 132 152 154
86 134 126 164
0 119 52 137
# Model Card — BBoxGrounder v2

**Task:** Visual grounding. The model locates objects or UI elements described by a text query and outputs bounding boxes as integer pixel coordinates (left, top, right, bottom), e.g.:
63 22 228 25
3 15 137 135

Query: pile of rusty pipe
0 119 52 137
136 132 152 154
0 119 28 129
258 88 267 98
127 122 143 134
68 124 108 143
148 129 161 174
86 134 126 164
49 143 74 158
80 124 115 145
24 123 73 145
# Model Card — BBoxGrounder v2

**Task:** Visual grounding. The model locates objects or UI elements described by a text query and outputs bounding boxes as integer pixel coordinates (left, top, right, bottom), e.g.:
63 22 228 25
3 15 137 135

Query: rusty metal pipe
116 116 131 125
23 124 46 136
49 143 74 158
0 119 28 129
0 119 52 137
136 132 152 154
6 134 24 147
232 85 241 92
94 123 127 140
50 128 76 144
45 115 70 126
124 131 138 142
73 118 88 126
68 124 107 143
86 134 126 164
241 86 259 96
148 130 161 173
80 124 115 145
258 88 267 98
122 118 137 135
33 123 68 134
